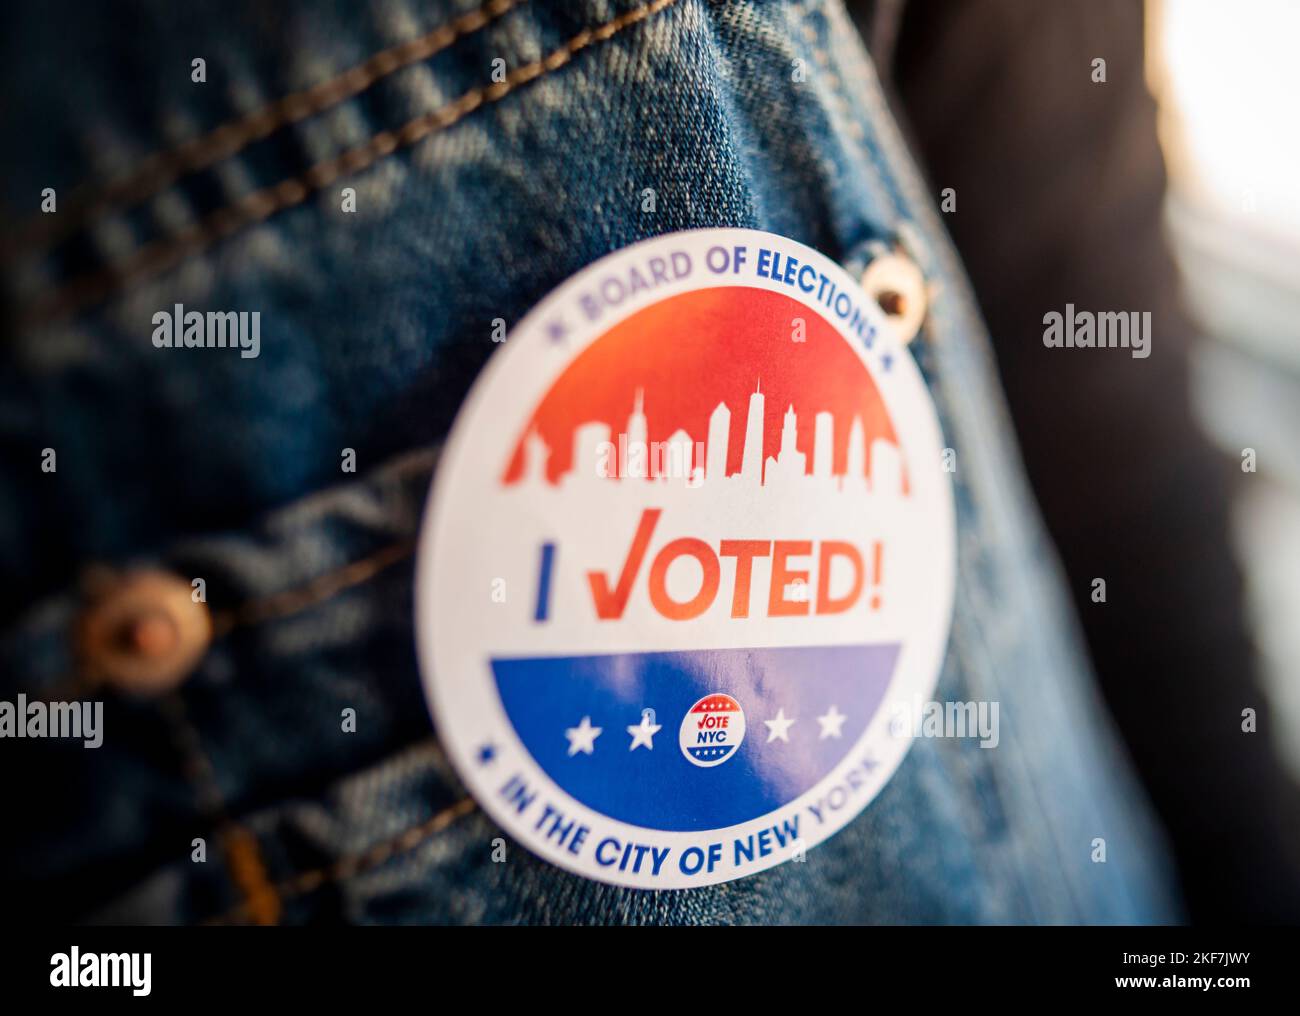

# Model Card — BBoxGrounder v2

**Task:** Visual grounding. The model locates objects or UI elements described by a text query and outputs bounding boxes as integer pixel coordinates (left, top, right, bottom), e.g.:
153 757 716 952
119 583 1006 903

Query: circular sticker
416 228 955 889
679 693 746 768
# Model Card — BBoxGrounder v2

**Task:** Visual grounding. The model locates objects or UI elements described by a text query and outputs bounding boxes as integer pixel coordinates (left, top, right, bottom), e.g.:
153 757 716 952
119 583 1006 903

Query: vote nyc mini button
679 694 746 767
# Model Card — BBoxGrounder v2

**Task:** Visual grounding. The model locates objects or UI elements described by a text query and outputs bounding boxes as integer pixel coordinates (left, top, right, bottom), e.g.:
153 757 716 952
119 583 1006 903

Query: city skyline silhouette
512 381 904 493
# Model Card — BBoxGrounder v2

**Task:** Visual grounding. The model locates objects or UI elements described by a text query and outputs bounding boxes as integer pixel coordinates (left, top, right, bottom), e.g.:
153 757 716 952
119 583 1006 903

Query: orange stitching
221 825 283 926
210 538 416 637
22 0 682 326
158 692 283 925
211 795 478 924
4 0 524 262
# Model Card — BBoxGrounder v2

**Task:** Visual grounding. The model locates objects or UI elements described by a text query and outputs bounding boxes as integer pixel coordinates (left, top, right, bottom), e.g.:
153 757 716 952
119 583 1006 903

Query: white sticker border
416 228 956 889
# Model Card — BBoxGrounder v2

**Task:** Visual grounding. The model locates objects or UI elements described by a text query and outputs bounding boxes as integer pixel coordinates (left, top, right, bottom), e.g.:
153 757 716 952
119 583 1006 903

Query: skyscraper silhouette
765 404 808 485
625 388 648 479
706 402 730 481
813 411 833 481
740 381 765 486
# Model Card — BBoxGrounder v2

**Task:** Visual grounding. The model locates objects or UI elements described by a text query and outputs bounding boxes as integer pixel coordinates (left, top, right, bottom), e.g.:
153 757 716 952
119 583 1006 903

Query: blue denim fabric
0 0 1182 923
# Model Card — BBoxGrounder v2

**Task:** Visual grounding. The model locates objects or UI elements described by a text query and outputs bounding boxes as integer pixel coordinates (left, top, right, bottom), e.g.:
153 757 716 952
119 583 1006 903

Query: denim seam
211 538 416 638
3 0 527 267
208 793 478 925
157 692 283 925
787 0 897 243
14 539 415 694
8 448 437 704
789 0 863 145
23 0 684 327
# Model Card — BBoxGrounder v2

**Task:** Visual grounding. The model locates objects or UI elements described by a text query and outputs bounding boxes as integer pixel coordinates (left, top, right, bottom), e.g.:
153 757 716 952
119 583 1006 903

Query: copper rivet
877 290 908 317
76 570 212 695
860 251 927 345
130 611 180 659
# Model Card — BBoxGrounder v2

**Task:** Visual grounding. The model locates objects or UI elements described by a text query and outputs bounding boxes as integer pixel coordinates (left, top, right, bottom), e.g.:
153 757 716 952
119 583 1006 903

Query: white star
764 708 796 743
627 712 662 751
565 716 602 756
817 705 847 739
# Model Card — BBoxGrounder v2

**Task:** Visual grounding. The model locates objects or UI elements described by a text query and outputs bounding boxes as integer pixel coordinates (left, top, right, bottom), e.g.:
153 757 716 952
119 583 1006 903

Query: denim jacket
0 0 1180 924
